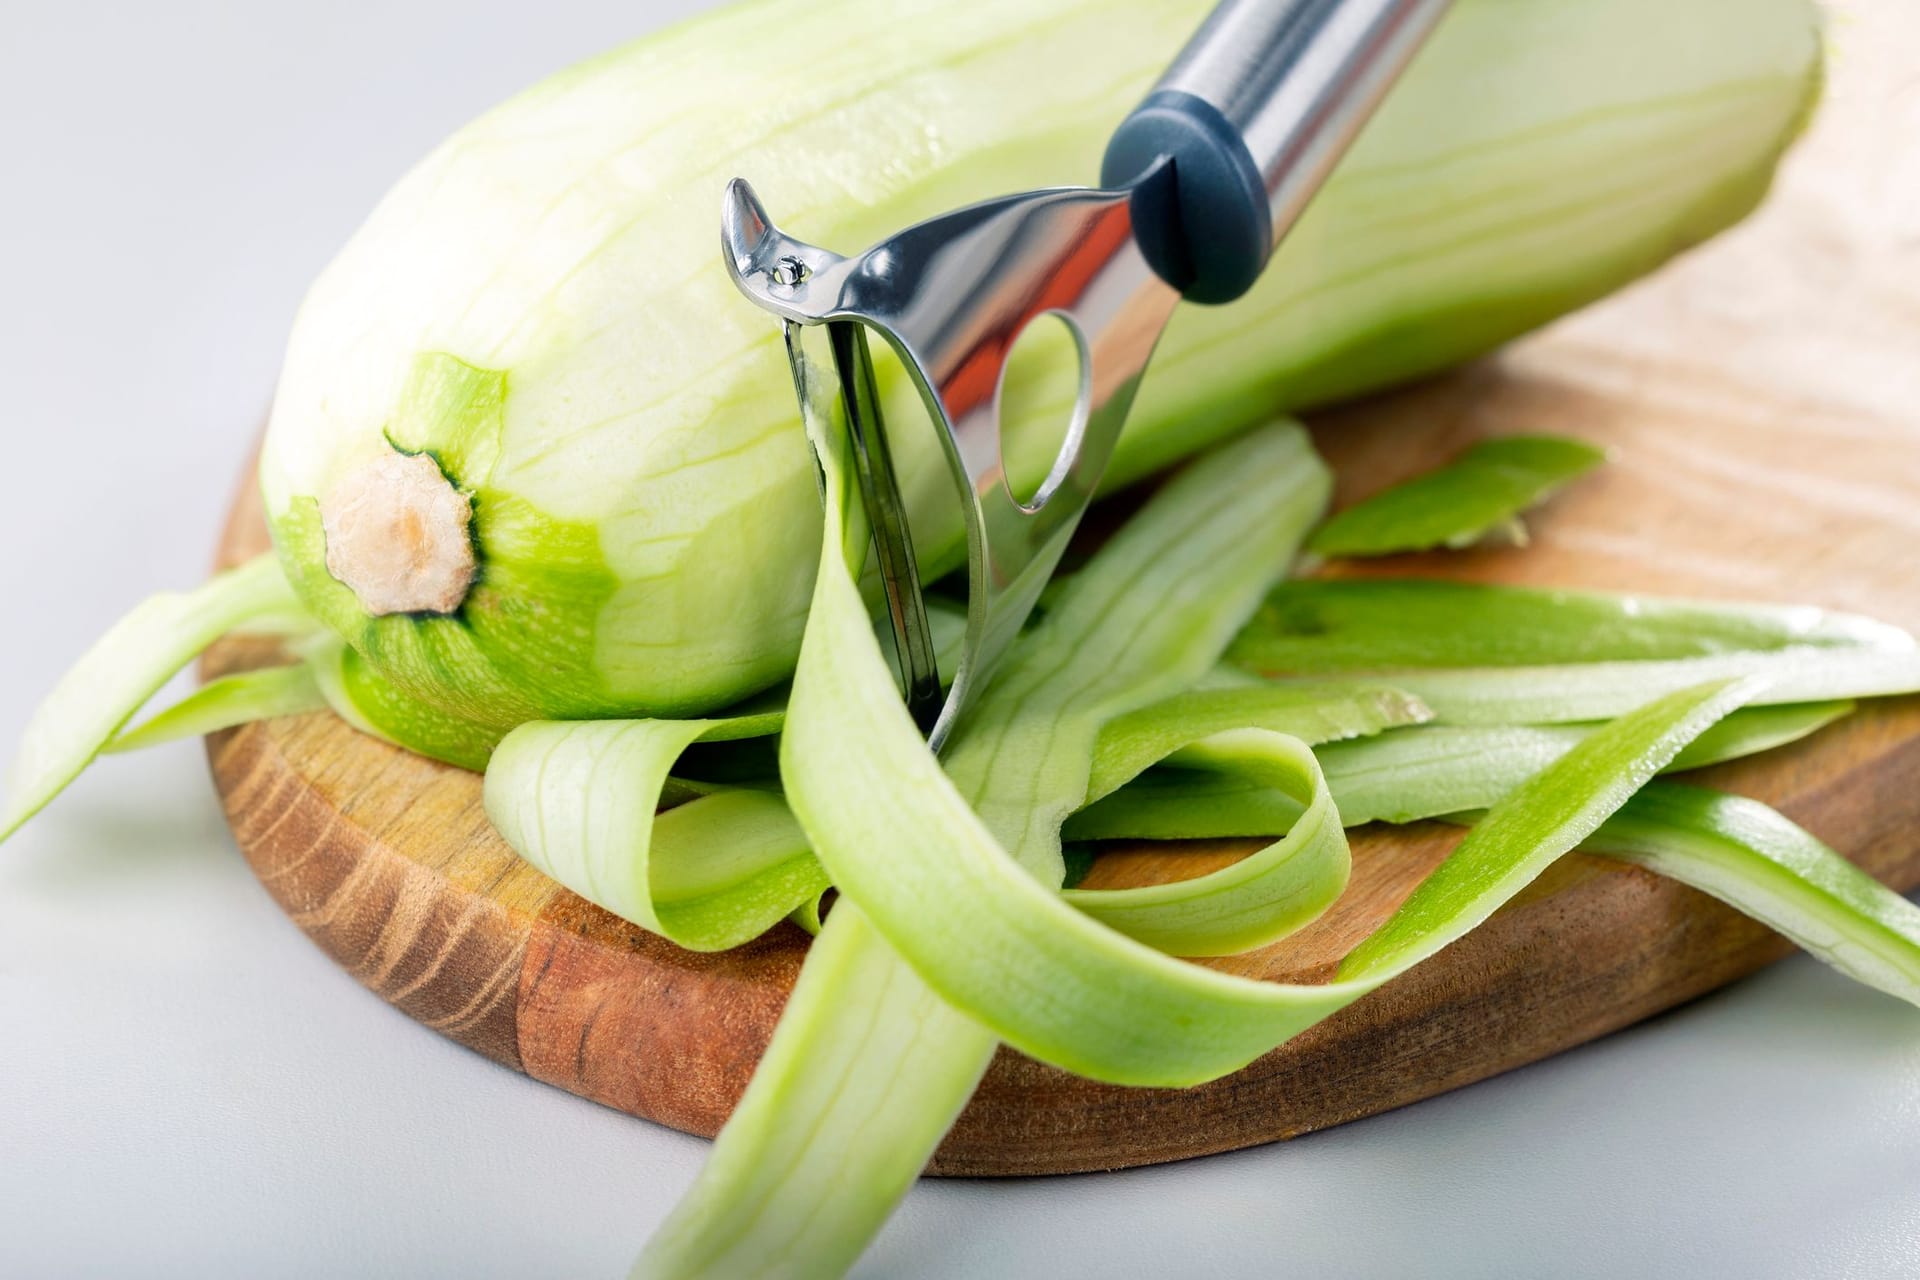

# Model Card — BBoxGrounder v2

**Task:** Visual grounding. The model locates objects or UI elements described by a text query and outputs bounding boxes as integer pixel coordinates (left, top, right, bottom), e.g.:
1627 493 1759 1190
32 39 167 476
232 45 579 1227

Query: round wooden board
204 8 1920 1177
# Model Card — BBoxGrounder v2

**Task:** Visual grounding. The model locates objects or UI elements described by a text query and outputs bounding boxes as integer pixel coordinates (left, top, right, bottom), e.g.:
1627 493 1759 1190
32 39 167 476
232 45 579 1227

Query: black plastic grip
1102 89 1273 306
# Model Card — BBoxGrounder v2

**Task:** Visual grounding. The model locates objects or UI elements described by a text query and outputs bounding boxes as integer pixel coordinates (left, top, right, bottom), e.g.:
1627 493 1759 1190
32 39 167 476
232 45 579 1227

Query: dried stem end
319 450 475 616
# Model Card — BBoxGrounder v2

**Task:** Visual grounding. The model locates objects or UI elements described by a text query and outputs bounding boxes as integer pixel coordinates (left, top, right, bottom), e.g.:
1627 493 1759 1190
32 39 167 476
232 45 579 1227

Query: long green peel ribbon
0 553 305 841
1265 649 1920 725
1588 782 1920 1005
1306 433 1606 557
1337 677 1759 980
1229 578 1913 674
640 410 1336 1277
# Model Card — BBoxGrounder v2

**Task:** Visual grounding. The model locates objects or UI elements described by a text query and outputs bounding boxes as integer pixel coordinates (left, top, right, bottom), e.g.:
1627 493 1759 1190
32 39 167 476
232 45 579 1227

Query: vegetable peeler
724 0 1450 748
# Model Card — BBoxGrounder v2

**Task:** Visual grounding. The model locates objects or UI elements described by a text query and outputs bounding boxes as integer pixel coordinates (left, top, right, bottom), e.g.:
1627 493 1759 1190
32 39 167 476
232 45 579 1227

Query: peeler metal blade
722 175 1180 749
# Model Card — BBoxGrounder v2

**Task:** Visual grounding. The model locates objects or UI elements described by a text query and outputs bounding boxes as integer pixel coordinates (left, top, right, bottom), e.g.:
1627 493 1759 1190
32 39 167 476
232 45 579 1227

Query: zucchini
259 0 1822 727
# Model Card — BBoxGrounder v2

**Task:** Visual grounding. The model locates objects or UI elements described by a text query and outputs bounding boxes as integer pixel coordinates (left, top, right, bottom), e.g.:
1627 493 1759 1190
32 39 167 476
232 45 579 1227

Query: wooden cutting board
202 4 1920 1176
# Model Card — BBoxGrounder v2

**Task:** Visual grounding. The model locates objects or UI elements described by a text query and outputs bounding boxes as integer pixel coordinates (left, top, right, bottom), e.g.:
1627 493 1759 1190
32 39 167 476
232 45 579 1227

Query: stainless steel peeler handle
1106 0 1451 304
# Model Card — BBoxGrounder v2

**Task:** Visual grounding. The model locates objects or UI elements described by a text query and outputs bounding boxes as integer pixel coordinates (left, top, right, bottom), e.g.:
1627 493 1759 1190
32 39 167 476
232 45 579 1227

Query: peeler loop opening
996 311 1093 515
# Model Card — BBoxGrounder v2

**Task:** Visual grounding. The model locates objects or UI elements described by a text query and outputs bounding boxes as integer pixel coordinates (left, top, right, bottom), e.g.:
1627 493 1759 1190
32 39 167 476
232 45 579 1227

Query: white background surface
2 2 1917 1276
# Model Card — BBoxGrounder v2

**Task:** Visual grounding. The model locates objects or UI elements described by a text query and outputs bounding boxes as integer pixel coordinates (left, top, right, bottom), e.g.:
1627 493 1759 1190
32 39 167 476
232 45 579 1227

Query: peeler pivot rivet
769 255 811 288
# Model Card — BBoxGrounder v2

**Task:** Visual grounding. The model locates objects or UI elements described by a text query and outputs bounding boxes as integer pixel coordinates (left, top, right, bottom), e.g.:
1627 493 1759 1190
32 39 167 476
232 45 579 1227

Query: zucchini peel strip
641 416 1336 1276
1338 677 1759 980
1 553 306 841
1312 700 1848 828
1267 648 1920 725
483 712 818 954
104 662 328 755
1071 714 1920 1010
1307 434 1606 557
1586 782 1920 1005
1229 578 1913 673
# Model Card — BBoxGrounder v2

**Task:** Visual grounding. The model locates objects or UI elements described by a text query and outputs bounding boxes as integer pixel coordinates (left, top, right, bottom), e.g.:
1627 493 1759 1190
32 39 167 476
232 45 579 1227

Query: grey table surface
2 2 1917 1276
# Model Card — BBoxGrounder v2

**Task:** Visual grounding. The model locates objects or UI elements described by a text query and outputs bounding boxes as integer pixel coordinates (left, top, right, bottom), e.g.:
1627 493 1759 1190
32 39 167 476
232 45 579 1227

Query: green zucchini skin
260 0 1822 728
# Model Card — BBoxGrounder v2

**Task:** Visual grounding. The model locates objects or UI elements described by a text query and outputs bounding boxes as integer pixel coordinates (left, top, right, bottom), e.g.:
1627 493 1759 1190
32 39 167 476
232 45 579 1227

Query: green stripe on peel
1307 435 1607 558
105 663 328 755
1228 579 1913 674
1339 678 1761 980
1586 782 1920 1006
1 553 303 842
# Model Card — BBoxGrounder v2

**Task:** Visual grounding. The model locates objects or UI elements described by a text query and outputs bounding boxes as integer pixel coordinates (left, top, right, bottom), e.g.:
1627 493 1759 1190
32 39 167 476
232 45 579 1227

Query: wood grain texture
203 3 1920 1176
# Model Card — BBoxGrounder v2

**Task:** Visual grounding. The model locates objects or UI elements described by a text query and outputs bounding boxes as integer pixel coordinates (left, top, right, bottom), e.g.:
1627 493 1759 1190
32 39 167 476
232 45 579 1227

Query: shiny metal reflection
723 177 1179 748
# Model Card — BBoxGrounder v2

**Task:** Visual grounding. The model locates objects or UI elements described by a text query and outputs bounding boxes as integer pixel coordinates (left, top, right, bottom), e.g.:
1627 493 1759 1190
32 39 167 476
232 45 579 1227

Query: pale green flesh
259 0 1822 724
1308 434 1607 557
